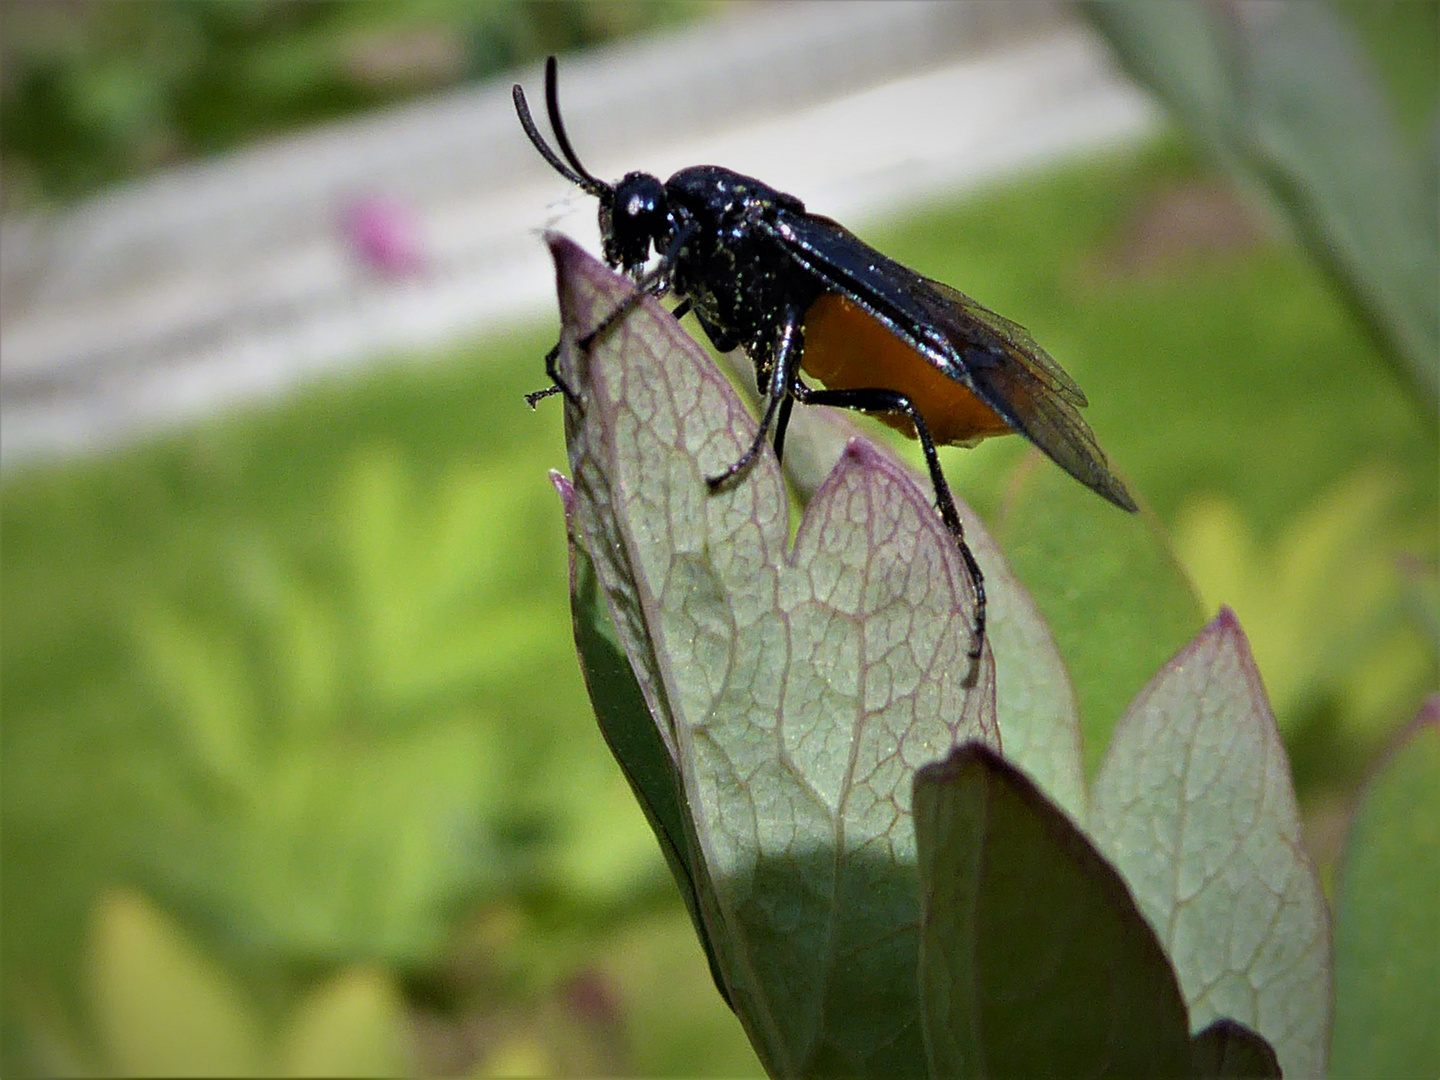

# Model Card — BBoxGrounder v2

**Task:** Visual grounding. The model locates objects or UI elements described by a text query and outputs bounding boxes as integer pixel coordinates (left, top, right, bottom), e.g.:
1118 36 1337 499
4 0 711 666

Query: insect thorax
665 168 820 368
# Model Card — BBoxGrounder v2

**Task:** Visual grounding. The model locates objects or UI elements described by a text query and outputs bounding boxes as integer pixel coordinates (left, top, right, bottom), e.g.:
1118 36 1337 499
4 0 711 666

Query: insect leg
771 396 795 465
527 274 697 412
706 304 802 491
579 221 697 353
526 294 695 410
524 340 579 408
790 383 986 685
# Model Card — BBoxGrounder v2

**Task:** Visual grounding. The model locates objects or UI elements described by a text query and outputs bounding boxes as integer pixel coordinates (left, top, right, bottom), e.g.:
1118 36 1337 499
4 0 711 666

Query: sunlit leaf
1089 609 1331 1077
129 600 260 796
275 966 410 1078
551 234 1001 1075
86 889 265 1078
748 377 1087 821
557 469 726 1001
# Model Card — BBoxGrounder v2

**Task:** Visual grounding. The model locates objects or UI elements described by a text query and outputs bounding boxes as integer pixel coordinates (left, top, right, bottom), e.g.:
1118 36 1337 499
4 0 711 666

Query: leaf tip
550 470 577 542
549 469 575 507
825 436 959 546
545 229 587 268
839 436 882 468
1212 603 1241 633
1172 604 1264 688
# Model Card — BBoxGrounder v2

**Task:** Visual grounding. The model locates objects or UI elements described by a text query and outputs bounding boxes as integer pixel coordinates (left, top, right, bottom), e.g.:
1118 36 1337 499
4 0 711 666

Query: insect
516 56 1136 684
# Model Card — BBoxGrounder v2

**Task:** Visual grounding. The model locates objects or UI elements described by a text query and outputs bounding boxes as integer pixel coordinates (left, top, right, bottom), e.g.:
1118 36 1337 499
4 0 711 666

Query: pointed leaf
1090 609 1331 1077
1330 696 1440 1079
86 889 265 1077
759 388 1086 820
550 234 999 1076
914 744 1192 1078
275 966 409 1078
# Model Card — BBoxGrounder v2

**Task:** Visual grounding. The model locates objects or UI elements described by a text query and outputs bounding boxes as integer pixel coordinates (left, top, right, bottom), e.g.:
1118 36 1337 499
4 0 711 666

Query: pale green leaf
728 354 1087 821
86 889 265 1078
551 234 998 1077
276 966 410 1078
1089 609 1331 1077
557 469 727 1000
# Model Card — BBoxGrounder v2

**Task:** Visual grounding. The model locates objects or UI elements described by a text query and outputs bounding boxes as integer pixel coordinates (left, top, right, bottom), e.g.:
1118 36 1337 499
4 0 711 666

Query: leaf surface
1089 609 1331 1077
914 744 1192 1078
556 470 727 1004
997 451 1204 776
551 234 999 1076
739 366 1086 819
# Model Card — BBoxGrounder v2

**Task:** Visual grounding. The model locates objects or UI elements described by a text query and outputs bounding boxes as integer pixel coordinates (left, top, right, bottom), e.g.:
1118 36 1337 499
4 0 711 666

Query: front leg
705 303 802 492
578 220 696 353
790 382 986 685
524 341 580 408
525 296 694 409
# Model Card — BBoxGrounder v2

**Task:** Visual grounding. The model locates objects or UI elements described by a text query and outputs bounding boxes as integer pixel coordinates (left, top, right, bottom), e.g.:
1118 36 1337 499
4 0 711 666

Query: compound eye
616 173 665 227
624 190 656 220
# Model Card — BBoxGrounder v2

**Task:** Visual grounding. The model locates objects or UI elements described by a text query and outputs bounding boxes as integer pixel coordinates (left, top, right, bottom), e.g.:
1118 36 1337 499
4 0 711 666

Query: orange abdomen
800 293 1014 447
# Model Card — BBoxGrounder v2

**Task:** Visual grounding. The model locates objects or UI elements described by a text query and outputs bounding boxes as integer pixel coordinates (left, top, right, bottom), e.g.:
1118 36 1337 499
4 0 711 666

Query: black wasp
517 57 1136 684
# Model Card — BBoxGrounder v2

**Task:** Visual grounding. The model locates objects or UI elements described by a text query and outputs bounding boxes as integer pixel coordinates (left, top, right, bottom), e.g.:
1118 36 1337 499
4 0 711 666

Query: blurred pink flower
342 193 427 277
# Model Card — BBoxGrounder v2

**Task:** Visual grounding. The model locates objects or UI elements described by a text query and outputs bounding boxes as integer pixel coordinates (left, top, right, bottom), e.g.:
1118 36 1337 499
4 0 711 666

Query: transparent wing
921 279 1087 406
764 213 1136 511
903 277 1135 510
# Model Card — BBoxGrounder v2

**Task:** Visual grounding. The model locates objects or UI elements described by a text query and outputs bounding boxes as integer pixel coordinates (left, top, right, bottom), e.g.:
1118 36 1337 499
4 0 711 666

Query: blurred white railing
0 0 1156 465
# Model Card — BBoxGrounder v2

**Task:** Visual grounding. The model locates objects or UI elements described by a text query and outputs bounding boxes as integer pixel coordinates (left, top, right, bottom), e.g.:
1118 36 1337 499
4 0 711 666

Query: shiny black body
659 168 817 364
515 57 1137 681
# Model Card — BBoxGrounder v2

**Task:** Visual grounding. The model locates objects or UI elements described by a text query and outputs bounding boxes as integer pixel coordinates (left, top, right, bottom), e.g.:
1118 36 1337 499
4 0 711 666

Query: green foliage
996 456 1204 777
722 371 1090 820
1330 700 1440 1078
87 890 269 1077
0 0 696 207
33 889 411 1077
1090 611 1330 1076
3 118 1432 1072
555 240 1323 1075
870 138 1435 799
553 235 999 1074
1082 0 1439 417
563 491 727 1001
1174 470 1437 784
915 746 1192 1077
915 747 1280 1079
0 331 689 1072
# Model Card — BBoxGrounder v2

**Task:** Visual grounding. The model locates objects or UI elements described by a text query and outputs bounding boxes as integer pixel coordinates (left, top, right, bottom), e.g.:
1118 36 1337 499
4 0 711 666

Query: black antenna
511 58 609 198
513 80 590 191
543 57 609 195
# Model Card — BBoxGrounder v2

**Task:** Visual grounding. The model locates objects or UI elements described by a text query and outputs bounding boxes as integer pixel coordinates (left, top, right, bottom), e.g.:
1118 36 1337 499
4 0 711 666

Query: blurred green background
2 2 1435 1076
